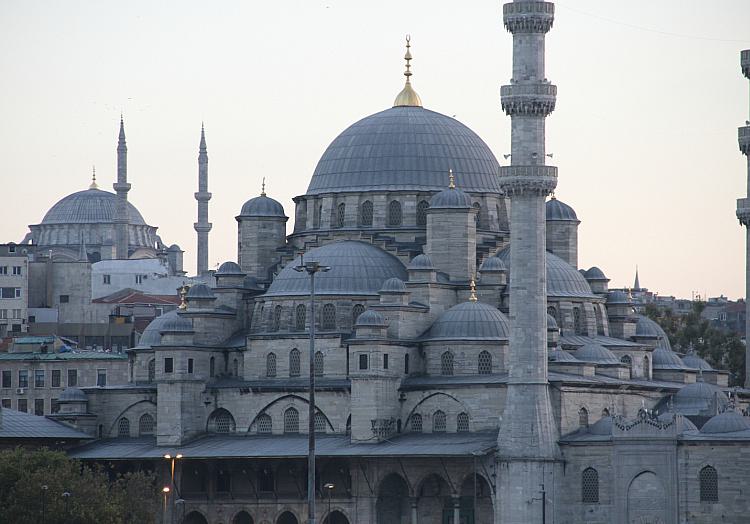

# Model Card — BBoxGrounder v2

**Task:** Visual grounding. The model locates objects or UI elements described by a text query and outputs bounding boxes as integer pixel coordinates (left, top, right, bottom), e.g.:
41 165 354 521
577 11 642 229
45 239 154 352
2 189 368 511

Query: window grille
284 407 300 433
352 304 365 325
314 351 324 377
361 200 373 226
457 412 470 433
148 359 155 383
547 306 557 322
621 355 632 378
272 305 282 332
257 414 272 434
388 200 402 226
314 412 327 433
118 417 130 437
579 407 589 428
295 304 306 331
433 410 446 433
700 465 718 503
289 349 301 377
573 307 582 334
139 414 155 436
441 352 454 376
266 353 277 377
322 304 336 330
410 413 423 433
478 351 492 374
473 202 482 228
643 355 650 379
214 410 235 433
336 203 346 228
417 200 429 226
582 468 599 503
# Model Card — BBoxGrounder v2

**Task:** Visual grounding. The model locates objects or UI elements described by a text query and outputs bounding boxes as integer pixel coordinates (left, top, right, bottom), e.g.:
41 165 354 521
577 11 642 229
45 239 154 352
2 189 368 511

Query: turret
166 244 184 276
194 124 212 276
545 196 579 268
113 117 131 259
583 266 609 295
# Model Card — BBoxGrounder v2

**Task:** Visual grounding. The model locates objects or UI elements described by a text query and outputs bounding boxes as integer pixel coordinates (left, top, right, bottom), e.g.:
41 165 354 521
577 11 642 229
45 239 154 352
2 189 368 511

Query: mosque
34 2 750 524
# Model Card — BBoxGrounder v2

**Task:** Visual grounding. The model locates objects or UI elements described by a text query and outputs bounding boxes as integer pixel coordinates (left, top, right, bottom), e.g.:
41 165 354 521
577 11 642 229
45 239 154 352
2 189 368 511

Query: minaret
496 2 560 523
633 265 641 290
194 124 212 276
113 116 131 259
736 49 750 387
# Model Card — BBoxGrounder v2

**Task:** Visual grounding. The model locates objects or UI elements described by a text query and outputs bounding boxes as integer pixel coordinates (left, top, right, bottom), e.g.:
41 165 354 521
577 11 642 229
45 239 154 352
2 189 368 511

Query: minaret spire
393 35 422 108
735 49 750 387
194 123 212 276
634 265 641 290
113 116 131 259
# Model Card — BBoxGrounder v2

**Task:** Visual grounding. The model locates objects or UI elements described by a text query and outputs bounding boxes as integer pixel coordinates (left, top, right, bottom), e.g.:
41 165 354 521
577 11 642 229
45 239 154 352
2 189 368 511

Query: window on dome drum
417 200 429 226
233 358 239 376
352 304 365 326
209 357 215 377
118 417 130 437
314 351 324 377
266 353 277 377
643 355 650 379
336 202 346 228
579 407 589 428
314 412 327 433
271 305 282 332
433 410 446 433
289 349 301 377
441 351 454 376
700 465 718 503
581 468 599 504
213 410 235 433
478 351 492 374
473 202 483 228
322 304 336 330
295 304 306 331
573 307 582 334
388 200 402 226
139 414 155 436
547 306 557 322
410 413 423 433
284 407 300 433
457 412 470 433
621 355 632 379
148 359 155 383
361 200 373 226
256 413 272 434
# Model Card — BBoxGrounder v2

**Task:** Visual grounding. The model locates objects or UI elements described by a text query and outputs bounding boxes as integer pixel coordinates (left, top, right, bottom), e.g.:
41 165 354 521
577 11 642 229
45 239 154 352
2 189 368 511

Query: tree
0 448 159 524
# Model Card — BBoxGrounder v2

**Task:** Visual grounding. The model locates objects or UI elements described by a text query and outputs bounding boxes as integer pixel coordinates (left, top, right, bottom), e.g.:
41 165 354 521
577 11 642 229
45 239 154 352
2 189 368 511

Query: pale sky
1 1 749 299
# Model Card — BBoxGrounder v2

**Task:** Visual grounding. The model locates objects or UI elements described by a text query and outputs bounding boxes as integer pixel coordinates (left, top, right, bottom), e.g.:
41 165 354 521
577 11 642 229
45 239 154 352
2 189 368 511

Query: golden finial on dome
469 276 478 302
393 35 423 108
261 177 266 197
178 284 189 310
448 169 456 189
89 165 98 189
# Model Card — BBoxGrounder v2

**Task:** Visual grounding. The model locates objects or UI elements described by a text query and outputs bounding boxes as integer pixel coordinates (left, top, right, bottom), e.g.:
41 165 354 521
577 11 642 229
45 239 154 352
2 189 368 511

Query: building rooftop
0 408 91 440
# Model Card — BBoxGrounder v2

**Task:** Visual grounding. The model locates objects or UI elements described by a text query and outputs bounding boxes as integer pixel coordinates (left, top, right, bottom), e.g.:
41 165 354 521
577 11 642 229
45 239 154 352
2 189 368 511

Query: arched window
266 353 277 377
547 306 558 323
118 417 130 437
457 412 470 433
387 200 402 226
621 355 632 379
643 355 650 379
441 351 454 376
700 465 718 503
272 305 282 332
336 202 346 228
579 407 589 428
361 200 373 226
602 407 610 417
573 307 582 334
284 407 300 433
209 356 215 378
417 200 429 226
352 304 365 325
472 202 482 228
211 410 236 433
295 304 306 331
289 349 301 377
314 351 324 377
256 413 272 434
478 351 492 374
315 204 322 229
410 413 423 433
314 412 327 433
139 413 155 436
433 410 446 433
322 304 336 330
582 468 599 504
147 359 155 383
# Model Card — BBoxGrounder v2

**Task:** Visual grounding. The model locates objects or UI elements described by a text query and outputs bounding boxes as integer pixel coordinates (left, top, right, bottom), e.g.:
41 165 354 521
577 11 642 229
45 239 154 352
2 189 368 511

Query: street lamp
164 454 183 524
293 253 331 524
41 485 48 524
62 491 71 523
323 483 335 524
161 486 170 524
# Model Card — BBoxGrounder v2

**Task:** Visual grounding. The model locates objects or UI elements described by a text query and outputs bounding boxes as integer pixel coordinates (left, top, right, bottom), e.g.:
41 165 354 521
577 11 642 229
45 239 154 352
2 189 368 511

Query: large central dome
306 106 500 195
41 188 146 225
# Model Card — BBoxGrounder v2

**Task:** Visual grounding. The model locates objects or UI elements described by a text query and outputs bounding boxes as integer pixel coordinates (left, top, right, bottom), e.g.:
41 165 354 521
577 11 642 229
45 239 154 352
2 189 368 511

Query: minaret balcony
501 83 557 116
741 49 750 79
112 182 131 193
194 222 213 233
194 191 212 202
739 126 750 155
503 1 554 33
498 165 557 196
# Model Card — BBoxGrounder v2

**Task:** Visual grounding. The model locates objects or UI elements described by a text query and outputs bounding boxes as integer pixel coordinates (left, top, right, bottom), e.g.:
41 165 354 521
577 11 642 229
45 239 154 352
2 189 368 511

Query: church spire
393 35 423 108
194 124 212 276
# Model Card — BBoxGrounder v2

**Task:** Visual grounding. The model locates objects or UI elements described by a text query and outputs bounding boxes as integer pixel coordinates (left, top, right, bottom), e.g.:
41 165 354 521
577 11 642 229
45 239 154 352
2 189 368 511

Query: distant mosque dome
41 187 146 225
422 301 510 341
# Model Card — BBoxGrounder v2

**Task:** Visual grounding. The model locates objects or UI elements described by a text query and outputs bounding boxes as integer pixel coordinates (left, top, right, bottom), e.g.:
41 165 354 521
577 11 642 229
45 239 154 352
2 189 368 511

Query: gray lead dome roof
496 247 596 298
41 188 146 225
239 195 286 218
265 241 407 297
422 301 510 341
306 106 501 195
545 198 578 221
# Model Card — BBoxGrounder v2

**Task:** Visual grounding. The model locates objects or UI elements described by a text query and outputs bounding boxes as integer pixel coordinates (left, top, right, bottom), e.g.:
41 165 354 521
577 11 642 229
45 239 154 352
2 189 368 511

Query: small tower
194 124 212 276
113 116 131 259
545 196 580 268
735 48 750 387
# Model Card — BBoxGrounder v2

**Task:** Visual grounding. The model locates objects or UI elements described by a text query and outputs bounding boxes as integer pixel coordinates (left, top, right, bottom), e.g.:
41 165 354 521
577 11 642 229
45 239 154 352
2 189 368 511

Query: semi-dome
430 186 472 209
671 381 729 415
356 309 387 327
380 277 407 293
59 387 87 402
187 284 215 299
480 256 506 272
265 241 407 297
41 188 146 225
545 197 578 222
306 106 501 195
635 315 672 351
584 267 607 280
216 261 244 275
681 353 714 371
496 247 596 298
408 254 435 270
549 347 578 362
422 301 510 341
239 194 286 218
574 343 620 364
701 411 750 434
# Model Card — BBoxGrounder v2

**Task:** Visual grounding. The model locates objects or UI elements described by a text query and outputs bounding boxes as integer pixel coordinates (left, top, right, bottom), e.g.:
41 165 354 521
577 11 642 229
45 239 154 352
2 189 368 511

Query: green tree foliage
645 302 746 386
0 448 159 524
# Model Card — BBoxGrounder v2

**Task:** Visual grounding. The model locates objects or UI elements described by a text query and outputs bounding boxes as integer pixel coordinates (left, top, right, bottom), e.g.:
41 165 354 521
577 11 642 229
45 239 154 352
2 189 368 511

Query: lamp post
323 482 335 524
164 453 183 524
41 485 48 524
293 254 331 524
62 491 71 523
161 486 171 524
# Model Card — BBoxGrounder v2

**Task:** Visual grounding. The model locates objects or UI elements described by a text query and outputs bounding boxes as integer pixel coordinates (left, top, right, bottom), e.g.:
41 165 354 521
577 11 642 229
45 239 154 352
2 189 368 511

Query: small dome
584 267 607 280
160 313 193 333
186 283 215 299
380 277 407 293
239 194 286 218
216 261 244 275
574 343 620 364
137 310 182 348
356 309 387 327
408 254 435 270
588 416 613 436
652 347 686 369
41 188 146 225
59 387 87 402
681 353 714 371
657 412 698 431
635 315 672 351
167 244 182 252
701 411 750 434
606 290 631 304
672 381 729 415
496 248 595 298
545 197 578 221
430 186 472 209
548 347 578 362
423 301 510 341
547 314 558 330
480 256 506 272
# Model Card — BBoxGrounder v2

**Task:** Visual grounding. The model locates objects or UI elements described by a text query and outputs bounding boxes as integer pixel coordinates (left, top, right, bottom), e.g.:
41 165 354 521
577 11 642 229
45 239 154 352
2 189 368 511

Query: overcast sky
2 1 749 299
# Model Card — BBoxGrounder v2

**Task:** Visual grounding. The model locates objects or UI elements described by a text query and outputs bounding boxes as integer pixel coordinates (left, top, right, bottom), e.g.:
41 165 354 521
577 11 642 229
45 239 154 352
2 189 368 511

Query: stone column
737 48 750 387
